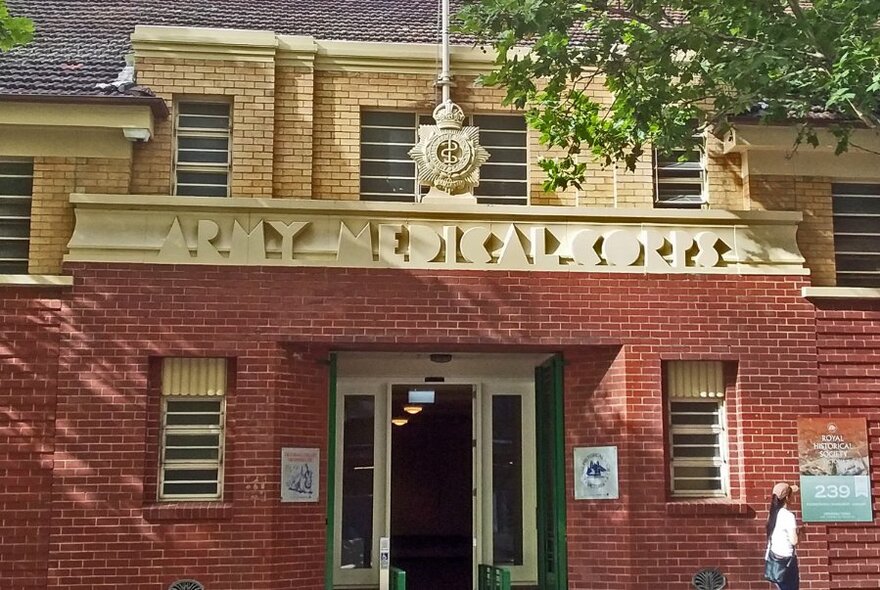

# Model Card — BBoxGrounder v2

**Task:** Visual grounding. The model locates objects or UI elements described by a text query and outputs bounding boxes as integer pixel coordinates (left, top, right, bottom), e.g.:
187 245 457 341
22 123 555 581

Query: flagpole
439 0 451 103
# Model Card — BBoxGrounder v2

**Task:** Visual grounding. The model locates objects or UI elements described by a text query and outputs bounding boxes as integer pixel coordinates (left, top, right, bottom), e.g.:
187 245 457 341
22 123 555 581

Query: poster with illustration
798 417 872 522
281 447 319 502
574 446 618 500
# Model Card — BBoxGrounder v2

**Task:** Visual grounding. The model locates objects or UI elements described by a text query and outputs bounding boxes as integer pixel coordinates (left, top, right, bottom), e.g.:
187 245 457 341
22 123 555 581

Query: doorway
330 352 564 590
390 384 473 590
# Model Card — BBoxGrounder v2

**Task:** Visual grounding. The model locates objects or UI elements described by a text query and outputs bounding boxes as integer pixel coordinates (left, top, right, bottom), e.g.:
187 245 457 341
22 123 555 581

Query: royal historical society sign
798 417 873 522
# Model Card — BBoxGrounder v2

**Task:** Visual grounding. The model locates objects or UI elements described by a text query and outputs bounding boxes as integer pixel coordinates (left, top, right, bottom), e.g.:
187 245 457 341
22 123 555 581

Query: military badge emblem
409 100 490 196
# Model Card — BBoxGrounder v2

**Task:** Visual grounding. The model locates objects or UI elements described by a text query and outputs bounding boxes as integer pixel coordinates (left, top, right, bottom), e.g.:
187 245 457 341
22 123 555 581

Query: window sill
142 502 233 522
0 274 73 287
666 499 753 518
802 286 880 300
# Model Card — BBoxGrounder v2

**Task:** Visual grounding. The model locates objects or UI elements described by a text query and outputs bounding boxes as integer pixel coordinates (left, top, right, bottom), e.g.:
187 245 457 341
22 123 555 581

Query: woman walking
766 482 800 590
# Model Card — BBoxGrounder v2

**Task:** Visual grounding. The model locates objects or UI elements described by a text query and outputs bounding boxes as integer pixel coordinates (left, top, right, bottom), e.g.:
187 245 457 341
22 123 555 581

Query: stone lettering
603 230 641 266
570 229 602 267
153 215 730 272
410 224 443 264
497 225 530 268
378 224 405 265
337 221 374 265
266 220 309 261
230 220 267 264
158 217 192 259
197 220 224 262
530 227 560 269
460 227 492 264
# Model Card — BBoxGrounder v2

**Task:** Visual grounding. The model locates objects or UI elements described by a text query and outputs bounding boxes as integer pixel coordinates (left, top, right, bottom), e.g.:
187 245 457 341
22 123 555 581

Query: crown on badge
433 100 466 130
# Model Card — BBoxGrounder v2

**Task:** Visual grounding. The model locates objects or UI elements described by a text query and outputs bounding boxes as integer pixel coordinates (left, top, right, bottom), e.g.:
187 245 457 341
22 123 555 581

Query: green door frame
535 355 568 590
325 353 338 590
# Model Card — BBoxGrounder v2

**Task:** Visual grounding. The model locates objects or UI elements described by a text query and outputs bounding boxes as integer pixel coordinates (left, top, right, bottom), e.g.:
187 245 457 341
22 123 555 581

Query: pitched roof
0 0 471 96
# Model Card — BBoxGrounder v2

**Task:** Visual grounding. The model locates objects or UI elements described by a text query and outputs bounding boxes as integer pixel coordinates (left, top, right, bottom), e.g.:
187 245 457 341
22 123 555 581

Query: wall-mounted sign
798 417 873 522
574 446 619 500
67 194 808 276
281 447 320 503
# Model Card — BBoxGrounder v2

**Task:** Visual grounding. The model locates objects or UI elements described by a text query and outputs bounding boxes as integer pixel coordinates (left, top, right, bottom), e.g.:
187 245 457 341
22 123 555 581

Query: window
360 111 528 205
832 183 880 287
665 361 728 498
653 144 707 208
0 157 33 274
159 358 227 501
174 101 231 197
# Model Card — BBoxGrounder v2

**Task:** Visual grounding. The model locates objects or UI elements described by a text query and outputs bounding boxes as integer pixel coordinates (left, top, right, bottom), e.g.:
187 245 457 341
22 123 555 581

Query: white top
769 507 797 558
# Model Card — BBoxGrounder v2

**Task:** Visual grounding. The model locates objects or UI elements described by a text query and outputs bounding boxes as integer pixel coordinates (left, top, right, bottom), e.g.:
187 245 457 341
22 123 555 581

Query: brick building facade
1 3 878 590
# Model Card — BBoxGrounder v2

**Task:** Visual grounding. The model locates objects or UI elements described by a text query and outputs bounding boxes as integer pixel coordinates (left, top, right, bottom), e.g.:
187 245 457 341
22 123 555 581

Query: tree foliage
0 0 33 52
457 0 880 189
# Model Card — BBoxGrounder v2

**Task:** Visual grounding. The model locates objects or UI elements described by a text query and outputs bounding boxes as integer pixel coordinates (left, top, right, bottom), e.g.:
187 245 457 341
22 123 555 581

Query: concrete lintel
803 286 880 299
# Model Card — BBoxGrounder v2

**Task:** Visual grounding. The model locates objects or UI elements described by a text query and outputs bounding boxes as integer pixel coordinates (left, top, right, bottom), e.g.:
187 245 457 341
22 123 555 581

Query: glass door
331 353 547 590
388 384 474 590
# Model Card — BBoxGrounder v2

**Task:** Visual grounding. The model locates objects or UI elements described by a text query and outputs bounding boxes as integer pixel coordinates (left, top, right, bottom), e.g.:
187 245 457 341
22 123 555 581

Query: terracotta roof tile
1 0 473 96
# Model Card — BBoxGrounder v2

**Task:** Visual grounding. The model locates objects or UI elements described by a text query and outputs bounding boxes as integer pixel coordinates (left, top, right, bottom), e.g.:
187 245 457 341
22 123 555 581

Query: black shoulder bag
763 539 792 583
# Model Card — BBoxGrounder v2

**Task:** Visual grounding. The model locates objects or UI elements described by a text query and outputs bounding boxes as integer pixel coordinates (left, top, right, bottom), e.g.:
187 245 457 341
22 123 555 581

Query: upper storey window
0 157 33 274
653 145 707 208
360 111 528 205
832 183 880 287
174 101 231 197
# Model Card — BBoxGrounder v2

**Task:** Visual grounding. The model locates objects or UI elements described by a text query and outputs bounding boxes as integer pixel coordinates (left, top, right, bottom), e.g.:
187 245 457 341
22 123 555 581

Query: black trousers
776 554 799 590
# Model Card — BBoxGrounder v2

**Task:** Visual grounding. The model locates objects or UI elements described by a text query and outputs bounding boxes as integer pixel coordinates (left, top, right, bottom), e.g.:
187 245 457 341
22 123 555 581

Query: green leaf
457 0 880 188
0 0 34 52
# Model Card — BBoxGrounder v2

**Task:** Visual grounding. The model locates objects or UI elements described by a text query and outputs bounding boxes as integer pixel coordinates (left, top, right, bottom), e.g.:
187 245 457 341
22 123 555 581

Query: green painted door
534 356 567 590
325 353 338 590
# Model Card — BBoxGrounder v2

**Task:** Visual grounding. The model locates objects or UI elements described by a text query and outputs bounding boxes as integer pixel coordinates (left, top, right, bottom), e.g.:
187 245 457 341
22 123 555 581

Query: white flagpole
439 0 451 103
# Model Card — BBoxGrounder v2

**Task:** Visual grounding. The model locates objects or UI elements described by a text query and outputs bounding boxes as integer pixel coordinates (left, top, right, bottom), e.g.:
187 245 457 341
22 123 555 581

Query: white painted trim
69 193 803 225
725 125 880 154
130 25 520 72
0 274 73 287
802 286 880 299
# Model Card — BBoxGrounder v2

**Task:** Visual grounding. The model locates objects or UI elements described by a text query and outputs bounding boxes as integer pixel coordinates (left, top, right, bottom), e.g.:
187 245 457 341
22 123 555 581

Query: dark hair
766 494 785 538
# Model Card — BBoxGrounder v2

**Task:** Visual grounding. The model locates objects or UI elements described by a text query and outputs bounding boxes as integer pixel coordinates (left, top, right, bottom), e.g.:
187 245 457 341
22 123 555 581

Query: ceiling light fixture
391 417 409 426
403 405 423 415
429 353 453 363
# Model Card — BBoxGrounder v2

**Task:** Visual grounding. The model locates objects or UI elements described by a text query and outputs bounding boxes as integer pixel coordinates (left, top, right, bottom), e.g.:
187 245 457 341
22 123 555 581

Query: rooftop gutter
0 93 169 119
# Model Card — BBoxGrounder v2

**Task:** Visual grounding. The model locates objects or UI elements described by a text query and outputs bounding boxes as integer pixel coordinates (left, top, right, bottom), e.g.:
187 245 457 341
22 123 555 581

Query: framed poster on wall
281 447 320 502
798 417 873 522
573 446 619 500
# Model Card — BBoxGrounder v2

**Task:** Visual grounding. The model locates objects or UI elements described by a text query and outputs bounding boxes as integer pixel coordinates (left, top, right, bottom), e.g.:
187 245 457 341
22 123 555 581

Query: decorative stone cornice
131 25 518 73
66 194 807 276
132 26 278 62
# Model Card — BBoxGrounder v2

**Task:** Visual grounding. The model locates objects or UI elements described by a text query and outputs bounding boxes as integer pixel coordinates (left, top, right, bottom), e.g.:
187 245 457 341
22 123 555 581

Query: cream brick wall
29 157 130 274
274 65 314 198
133 56 275 197
15 42 838 279
126 53 746 211
749 175 836 286
706 135 746 210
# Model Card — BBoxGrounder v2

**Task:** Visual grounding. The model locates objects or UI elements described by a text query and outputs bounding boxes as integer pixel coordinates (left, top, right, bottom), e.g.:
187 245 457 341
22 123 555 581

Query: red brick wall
2 264 842 589
816 301 880 590
0 287 65 589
